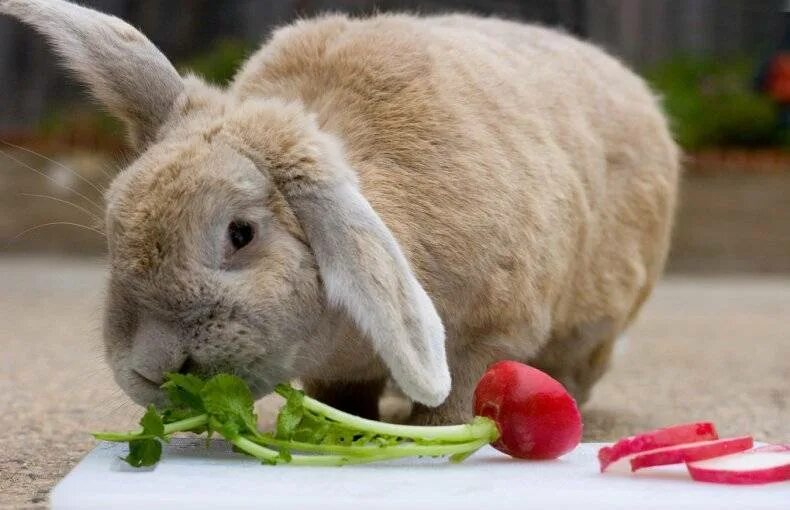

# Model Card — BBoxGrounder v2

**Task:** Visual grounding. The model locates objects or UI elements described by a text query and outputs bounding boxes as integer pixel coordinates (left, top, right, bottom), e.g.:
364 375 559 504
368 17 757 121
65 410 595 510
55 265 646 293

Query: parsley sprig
93 373 498 467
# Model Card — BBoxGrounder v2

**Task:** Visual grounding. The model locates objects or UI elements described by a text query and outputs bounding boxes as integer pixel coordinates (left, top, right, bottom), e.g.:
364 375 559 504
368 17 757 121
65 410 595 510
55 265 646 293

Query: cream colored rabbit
1 1 678 424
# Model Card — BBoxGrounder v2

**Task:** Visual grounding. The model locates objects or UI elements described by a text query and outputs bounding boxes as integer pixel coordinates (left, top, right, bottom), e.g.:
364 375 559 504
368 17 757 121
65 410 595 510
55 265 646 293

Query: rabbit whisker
0 139 108 195
5 221 106 249
18 192 103 223
0 147 105 213
98 162 118 180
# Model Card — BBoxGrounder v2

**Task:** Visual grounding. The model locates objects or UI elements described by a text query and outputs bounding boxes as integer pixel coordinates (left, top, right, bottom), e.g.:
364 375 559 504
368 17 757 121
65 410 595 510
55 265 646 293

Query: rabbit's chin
114 366 169 408
111 344 303 409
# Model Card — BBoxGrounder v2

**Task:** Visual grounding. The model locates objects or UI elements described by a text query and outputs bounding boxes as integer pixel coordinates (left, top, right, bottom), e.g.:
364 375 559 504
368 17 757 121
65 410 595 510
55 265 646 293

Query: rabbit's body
1 1 678 425
233 15 679 420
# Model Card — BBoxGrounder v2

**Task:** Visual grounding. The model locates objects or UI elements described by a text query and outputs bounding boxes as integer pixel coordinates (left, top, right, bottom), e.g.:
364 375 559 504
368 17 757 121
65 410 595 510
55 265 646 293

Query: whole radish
473 361 582 460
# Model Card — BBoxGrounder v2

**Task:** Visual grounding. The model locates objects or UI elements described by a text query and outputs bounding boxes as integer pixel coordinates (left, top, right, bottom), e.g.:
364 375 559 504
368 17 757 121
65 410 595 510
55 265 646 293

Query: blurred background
1 0 790 271
1 2 789 507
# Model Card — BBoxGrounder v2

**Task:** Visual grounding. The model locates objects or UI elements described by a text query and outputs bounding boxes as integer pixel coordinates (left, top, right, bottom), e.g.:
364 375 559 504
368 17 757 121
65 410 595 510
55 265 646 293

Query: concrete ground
1 256 789 508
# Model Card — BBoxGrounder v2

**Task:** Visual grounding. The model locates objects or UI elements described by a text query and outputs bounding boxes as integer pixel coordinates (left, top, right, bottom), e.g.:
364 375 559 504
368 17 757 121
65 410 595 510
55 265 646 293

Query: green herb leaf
275 385 304 439
161 372 206 422
163 372 205 400
220 419 241 441
200 374 259 436
99 376 494 468
123 438 162 467
139 404 165 439
273 383 408 449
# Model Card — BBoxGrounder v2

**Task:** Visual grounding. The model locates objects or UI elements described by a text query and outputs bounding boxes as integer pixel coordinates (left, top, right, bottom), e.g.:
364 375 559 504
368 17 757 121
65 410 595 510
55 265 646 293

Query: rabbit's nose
130 316 188 385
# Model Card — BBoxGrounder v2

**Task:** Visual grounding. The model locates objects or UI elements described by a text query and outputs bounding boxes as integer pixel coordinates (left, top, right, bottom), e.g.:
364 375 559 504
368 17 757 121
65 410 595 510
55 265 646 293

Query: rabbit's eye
228 220 254 251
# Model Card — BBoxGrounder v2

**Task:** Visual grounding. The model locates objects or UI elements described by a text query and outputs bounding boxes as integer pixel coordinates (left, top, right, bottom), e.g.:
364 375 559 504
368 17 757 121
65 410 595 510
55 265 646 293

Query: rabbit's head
1 0 450 407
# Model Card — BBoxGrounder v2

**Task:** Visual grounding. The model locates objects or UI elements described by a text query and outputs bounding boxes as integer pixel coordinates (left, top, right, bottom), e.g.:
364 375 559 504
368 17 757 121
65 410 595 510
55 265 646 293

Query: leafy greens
93 373 498 467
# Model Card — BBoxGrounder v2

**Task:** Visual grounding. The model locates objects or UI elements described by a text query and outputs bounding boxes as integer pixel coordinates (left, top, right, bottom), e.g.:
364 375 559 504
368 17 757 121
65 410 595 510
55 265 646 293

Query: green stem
252 434 490 460
164 415 208 434
251 434 367 456
232 435 350 466
296 392 498 443
93 414 208 441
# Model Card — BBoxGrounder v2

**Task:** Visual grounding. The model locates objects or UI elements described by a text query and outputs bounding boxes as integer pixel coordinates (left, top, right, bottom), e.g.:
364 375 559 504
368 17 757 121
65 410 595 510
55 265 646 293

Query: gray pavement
1 256 788 508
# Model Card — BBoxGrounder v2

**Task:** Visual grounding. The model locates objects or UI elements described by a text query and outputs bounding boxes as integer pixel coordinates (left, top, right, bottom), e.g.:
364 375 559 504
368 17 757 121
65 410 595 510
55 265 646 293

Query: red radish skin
628 436 754 472
473 361 582 460
687 445 790 485
598 422 718 472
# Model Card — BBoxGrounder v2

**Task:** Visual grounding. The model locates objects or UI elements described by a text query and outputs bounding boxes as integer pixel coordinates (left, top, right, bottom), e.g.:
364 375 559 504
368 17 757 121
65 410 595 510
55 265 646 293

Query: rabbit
0 0 679 425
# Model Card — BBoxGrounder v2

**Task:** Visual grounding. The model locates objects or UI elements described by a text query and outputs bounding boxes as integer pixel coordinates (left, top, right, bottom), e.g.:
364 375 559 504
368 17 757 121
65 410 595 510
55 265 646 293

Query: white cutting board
51 439 788 509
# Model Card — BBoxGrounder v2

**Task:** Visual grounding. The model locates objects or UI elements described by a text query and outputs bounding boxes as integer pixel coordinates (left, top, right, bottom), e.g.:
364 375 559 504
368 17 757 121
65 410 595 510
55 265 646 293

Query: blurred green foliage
34 43 787 152
36 107 124 150
645 56 781 150
179 39 253 85
32 39 253 147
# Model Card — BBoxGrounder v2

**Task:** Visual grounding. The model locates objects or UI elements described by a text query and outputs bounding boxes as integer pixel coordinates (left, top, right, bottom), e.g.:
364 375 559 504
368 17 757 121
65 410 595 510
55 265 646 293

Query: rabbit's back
232 14 678 370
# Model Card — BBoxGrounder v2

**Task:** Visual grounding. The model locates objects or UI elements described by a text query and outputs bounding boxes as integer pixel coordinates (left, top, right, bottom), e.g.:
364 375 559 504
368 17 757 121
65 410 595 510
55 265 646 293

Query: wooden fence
0 0 784 131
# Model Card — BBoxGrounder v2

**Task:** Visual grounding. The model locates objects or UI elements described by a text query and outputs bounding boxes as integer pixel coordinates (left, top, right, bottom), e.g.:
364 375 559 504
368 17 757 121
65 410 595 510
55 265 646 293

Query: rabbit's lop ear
297 166 452 407
223 103 451 407
0 0 183 148
302 179 451 406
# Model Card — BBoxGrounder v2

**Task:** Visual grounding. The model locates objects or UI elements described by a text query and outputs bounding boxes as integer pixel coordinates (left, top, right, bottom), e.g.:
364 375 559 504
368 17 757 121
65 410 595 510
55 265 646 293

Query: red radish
473 361 582 460
598 422 718 472
687 444 790 485
627 436 754 472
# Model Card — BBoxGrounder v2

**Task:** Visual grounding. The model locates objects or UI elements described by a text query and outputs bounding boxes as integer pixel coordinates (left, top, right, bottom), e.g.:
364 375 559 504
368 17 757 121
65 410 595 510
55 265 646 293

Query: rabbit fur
0 0 679 424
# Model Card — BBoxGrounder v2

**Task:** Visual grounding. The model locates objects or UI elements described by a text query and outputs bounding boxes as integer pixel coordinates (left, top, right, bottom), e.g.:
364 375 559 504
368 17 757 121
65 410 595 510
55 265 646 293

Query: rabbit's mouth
121 367 169 408
113 333 303 408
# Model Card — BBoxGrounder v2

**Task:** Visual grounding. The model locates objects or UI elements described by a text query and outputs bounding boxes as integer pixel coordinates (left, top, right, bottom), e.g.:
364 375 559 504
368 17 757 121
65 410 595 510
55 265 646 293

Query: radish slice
752 444 790 453
687 445 790 485
629 436 754 472
598 422 718 472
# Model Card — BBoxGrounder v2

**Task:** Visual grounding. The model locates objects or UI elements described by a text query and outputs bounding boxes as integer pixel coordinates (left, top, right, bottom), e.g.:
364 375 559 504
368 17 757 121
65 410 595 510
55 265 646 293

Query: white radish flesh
687 446 790 485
